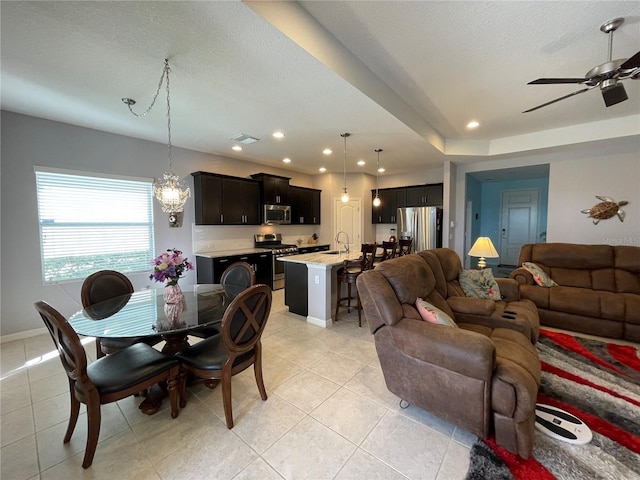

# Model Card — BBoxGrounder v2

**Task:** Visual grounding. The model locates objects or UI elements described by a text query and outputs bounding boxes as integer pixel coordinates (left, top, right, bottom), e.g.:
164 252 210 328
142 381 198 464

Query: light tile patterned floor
0 289 474 479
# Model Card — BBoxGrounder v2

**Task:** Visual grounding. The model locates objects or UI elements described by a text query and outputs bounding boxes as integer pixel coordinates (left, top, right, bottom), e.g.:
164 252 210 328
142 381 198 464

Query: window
35 169 155 284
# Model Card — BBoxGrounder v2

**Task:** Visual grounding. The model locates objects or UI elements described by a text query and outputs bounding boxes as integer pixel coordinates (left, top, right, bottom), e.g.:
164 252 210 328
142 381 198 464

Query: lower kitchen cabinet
296 244 330 254
196 253 272 288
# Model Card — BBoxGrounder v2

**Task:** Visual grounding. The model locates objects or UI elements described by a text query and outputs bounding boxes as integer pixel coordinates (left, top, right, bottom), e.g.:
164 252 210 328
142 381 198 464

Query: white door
500 189 540 265
334 198 361 252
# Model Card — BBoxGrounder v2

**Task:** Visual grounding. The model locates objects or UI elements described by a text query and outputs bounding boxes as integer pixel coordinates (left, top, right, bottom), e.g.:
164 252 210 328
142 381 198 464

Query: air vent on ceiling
230 133 260 144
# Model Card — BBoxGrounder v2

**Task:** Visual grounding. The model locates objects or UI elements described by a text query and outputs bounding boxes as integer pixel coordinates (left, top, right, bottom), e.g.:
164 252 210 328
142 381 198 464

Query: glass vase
163 282 183 304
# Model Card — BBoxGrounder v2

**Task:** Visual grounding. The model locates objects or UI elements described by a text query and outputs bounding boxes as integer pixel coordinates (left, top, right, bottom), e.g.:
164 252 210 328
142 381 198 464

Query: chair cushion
87 343 179 395
176 334 254 371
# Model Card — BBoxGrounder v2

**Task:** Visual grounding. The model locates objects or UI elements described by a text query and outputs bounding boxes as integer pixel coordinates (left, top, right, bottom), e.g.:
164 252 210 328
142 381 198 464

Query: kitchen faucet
335 231 350 254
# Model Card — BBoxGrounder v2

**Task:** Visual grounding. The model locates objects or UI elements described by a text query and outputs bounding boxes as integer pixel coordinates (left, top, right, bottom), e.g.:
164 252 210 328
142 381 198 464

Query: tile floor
1 289 475 479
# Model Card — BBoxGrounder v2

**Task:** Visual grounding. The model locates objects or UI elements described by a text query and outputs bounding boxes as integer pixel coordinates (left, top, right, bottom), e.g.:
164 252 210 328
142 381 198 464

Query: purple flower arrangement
150 248 194 286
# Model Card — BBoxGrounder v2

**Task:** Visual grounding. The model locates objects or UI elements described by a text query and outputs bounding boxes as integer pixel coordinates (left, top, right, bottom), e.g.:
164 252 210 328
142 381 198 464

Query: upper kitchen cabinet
250 173 290 204
290 186 321 225
191 172 260 225
405 184 444 207
372 187 406 224
221 177 261 225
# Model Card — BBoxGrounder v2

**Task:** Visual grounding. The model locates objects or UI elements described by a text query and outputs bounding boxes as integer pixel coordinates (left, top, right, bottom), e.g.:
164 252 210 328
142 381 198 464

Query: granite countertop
196 248 271 259
278 250 362 266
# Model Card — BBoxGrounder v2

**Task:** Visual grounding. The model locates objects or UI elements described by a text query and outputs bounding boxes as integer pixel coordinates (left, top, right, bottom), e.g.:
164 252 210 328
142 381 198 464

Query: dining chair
398 238 413 256
34 301 181 469
81 270 162 358
190 261 257 340
176 284 272 429
379 240 397 261
334 243 377 326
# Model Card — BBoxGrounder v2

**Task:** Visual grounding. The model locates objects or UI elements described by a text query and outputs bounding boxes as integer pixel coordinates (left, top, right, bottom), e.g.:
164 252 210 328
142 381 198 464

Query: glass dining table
69 284 239 414
69 283 237 356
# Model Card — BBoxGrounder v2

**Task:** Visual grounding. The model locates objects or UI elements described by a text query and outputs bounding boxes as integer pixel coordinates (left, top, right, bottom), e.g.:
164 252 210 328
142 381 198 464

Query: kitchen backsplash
192 224 318 253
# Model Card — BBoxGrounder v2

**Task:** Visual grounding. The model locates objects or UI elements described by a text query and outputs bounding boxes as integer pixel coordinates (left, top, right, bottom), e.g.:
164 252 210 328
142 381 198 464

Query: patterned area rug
465 329 640 480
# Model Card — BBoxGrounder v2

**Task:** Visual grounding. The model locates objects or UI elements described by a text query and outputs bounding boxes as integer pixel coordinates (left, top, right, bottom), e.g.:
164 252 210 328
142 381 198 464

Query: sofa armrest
388 318 496 381
511 267 534 285
447 296 496 316
496 278 519 301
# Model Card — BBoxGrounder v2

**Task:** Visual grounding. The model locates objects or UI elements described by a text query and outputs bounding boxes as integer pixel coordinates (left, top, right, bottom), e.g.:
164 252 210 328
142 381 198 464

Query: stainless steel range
254 233 298 290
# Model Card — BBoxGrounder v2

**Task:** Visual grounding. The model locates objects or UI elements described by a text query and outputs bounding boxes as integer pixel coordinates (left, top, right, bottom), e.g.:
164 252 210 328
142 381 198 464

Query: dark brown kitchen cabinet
372 188 406 224
250 173 290 204
290 186 321 224
405 184 443 207
196 252 272 288
221 177 260 224
192 172 260 225
193 173 223 225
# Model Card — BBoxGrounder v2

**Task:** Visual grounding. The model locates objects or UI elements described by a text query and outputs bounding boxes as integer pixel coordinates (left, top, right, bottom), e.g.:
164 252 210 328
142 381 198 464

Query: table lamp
468 237 499 269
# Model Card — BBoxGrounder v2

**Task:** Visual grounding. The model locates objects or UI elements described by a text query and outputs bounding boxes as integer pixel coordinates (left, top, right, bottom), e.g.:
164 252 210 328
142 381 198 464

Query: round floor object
535 403 592 445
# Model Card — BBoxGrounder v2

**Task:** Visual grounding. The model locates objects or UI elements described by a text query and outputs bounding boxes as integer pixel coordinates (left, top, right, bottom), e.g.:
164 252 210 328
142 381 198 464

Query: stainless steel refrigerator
397 207 443 253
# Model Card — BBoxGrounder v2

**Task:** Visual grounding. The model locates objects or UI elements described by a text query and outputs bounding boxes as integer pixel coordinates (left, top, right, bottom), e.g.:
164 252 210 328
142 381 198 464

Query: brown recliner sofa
511 243 640 342
357 254 541 458
419 248 540 344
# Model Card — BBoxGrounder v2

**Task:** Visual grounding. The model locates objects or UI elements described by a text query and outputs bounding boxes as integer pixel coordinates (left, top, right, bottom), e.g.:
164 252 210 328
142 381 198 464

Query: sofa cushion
459 269 501 300
415 298 458 327
522 262 557 287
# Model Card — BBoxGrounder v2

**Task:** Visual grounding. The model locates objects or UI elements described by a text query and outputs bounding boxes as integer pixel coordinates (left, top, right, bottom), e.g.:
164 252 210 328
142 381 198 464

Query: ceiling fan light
601 82 627 107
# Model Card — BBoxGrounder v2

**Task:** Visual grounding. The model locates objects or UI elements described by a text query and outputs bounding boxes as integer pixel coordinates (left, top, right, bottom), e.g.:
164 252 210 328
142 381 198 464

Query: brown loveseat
511 243 640 342
357 254 541 458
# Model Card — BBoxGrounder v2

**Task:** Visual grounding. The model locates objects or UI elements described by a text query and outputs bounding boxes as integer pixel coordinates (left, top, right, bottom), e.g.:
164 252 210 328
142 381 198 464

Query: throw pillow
458 269 501 300
415 298 458 327
522 261 558 287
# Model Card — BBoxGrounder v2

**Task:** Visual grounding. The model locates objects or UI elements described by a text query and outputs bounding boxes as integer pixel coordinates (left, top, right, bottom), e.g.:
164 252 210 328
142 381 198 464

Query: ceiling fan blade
620 50 640 70
522 88 591 113
528 78 587 85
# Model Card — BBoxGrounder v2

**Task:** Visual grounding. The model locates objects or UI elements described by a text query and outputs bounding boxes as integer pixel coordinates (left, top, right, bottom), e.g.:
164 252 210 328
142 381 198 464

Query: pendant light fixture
373 148 382 207
122 59 191 227
340 132 350 202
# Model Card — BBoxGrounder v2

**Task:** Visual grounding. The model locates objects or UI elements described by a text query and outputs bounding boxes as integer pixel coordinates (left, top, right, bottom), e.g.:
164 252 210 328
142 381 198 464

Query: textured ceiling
1 1 639 176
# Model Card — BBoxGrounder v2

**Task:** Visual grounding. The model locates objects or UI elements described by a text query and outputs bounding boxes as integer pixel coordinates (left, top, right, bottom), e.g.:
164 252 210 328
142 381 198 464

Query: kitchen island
279 250 362 327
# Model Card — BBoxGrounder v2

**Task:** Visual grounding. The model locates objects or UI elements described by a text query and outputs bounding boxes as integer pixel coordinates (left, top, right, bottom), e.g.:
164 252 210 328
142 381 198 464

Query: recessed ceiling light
357 160 366 166
378 167 385 173
466 121 480 129
323 148 332 155
273 131 285 138
319 167 327 172
232 145 242 151
282 158 291 163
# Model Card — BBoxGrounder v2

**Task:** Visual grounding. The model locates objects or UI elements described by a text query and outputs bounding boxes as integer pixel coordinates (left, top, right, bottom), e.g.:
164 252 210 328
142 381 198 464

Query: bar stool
380 241 397 261
334 243 377 327
398 238 413 256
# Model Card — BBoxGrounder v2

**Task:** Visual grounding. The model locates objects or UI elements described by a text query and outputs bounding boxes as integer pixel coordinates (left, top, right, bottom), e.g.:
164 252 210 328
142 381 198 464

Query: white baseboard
1 327 48 344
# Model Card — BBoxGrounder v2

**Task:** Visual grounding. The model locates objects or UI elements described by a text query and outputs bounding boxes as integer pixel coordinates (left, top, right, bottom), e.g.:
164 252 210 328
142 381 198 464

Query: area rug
465 329 640 480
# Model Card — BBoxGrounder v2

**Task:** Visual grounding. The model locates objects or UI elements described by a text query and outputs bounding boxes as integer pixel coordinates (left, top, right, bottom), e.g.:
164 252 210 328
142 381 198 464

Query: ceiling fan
523 17 640 113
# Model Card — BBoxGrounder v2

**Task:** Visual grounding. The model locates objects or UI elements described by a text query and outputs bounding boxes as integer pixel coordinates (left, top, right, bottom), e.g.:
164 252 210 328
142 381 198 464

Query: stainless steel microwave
264 204 291 225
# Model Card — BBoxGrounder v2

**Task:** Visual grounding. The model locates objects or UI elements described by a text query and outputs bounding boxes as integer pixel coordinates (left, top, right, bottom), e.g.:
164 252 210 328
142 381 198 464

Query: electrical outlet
315 275 320 285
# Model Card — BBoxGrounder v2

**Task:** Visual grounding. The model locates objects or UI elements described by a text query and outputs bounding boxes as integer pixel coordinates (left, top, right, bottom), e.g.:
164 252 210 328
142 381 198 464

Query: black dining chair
190 262 257 340
379 240 397 261
176 284 272 429
34 301 181 468
81 270 162 358
398 238 413 256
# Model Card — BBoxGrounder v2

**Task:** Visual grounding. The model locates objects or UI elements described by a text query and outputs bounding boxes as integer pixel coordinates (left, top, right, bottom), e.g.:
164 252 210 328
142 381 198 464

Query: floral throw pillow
458 269 501 300
415 298 458 327
522 262 558 287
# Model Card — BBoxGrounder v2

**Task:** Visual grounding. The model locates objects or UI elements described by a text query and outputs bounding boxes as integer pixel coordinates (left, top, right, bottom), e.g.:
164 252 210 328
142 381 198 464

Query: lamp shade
468 237 499 259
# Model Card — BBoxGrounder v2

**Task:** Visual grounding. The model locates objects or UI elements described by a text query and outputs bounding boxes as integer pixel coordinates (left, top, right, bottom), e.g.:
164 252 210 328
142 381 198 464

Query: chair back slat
35 301 88 381
222 284 272 354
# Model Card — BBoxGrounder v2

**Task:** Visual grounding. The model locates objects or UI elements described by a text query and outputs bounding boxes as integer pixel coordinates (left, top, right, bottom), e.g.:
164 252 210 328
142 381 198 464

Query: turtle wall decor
581 196 628 224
